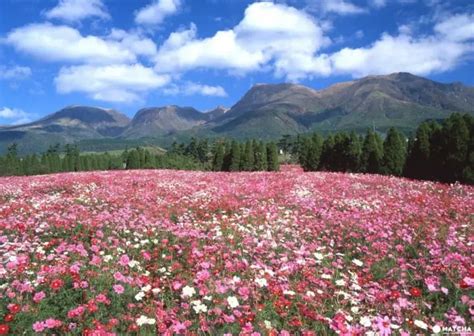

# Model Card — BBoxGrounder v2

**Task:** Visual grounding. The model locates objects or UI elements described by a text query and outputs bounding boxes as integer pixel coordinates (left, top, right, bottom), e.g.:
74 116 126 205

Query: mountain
0 106 130 153
122 105 220 139
1 72 474 154
206 73 474 138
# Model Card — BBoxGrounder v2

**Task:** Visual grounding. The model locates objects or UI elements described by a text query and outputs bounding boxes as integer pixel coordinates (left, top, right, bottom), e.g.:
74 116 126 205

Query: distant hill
1 73 474 154
0 106 130 154
205 72 474 138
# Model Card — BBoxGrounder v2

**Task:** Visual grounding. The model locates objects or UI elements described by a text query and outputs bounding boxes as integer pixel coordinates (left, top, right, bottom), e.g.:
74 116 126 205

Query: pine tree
383 128 406 176
319 135 335 171
242 141 254 171
346 132 362 172
361 129 383 174
126 150 140 169
254 141 267 171
266 142 279 171
404 122 433 179
229 141 241 171
212 142 225 171
441 113 470 182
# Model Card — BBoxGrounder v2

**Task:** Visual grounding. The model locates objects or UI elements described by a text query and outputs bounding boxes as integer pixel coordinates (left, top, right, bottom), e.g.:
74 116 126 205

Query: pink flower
113 272 124 282
376 316 392 336
32 322 45 333
119 254 130 267
113 284 124 294
196 270 210 282
45 318 60 329
33 291 45 303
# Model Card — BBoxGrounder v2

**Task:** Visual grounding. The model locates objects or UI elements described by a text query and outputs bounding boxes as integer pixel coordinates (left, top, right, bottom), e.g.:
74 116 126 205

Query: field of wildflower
0 166 473 335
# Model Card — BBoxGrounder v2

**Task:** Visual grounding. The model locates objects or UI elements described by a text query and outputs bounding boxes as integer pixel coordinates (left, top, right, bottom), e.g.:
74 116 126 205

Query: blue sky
0 0 473 124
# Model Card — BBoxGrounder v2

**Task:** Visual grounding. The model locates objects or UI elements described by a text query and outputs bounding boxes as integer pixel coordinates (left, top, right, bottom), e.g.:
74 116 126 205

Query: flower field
0 167 473 335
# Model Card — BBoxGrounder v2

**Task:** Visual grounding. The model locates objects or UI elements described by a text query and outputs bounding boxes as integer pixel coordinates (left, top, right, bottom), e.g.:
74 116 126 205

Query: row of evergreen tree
0 138 280 177
167 138 280 172
291 113 473 184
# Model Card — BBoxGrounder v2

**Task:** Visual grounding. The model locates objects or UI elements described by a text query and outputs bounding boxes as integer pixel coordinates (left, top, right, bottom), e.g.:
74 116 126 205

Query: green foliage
383 128 406 176
293 113 473 185
360 129 384 174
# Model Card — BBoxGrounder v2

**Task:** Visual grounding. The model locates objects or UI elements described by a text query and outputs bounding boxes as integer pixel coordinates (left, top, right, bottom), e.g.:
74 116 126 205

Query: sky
0 0 473 124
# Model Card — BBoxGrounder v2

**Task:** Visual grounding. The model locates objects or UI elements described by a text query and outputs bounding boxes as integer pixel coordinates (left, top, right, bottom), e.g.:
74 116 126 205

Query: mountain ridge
2 72 474 154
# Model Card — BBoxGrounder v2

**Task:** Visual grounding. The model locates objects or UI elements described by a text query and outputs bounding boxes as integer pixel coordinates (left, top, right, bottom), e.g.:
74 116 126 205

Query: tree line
287 113 473 184
0 138 280 177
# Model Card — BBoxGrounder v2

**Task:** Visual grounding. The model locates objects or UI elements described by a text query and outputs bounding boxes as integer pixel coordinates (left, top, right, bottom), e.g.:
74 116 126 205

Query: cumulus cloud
434 13 474 42
5 23 137 64
165 82 227 97
135 0 181 26
44 0 110 22
107 29 158 58
0 66 32 80
154 2 330 79
0 107 35 125
54 64 170 103
328 13 474 77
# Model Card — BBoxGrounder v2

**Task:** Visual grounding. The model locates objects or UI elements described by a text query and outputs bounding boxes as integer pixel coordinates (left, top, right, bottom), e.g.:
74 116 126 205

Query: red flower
410 287 422 297
3 314 13 323
50 279 64 290
390 290 401 299
7 304 20 314
128 324 139 332
459 279 469 289
0 324 9 335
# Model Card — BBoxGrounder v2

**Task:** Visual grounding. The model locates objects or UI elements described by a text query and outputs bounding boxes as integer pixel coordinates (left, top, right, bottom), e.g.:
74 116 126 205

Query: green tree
266 142 279 171
361 129 383 174
229 141 241 172
383 128 406 176
212 142 225 171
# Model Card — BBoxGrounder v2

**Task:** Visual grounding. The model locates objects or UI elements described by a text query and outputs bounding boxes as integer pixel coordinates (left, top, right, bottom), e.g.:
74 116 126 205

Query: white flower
414 320 428 330
136 315 156 326
128 260 140 268
336 279 346 286
203 295 212 301
135 291 145 301
182 285 196 298
191 300 208 314
314 252 324 260
321 274 332 279
255 278 268 288
351 306 359 314
432 325 441 333
264 320 272 329
227 296 239 309
283 290 295 296
360 316 372 327
152 288 161 295
306 290 315 297
352 259 363 267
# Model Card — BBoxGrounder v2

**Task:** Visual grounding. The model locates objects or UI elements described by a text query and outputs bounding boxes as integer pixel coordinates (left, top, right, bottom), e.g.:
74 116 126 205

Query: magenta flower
113 284 124 294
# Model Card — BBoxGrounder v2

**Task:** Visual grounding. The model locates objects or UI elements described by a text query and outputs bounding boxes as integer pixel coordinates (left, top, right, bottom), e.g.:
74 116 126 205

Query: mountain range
2 72 474 154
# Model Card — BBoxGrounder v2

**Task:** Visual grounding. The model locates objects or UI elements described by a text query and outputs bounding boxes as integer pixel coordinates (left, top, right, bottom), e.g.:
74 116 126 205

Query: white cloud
54 64 170 103
44 0 110 22
0 66 31 80
0 107 35 125
165 82 227 97
5 23 139 64
108 29 158 57
154 2 330 79
319 0 366 15
329 30 472 77
135 0 181 26
434 13 474 42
